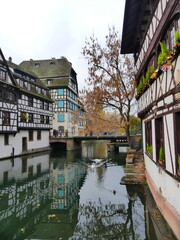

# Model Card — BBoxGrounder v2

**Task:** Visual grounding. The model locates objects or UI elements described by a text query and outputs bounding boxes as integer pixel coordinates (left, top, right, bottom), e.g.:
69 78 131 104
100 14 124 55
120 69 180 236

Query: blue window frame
58 203 64 209
58 113 64 122
58 174 65 183
58 100 64 108
58 89 64 96
58 189 64 197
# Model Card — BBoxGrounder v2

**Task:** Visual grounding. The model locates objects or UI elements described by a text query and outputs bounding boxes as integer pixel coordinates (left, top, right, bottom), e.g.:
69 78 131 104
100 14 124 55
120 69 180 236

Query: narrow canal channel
0 141 175 240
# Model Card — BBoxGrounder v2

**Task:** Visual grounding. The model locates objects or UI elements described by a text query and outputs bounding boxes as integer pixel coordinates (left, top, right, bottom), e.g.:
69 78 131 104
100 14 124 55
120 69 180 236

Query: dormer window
0 70 6 81
19 80 24 88
34 63 40 68
27 83 31 91
47 79 52 85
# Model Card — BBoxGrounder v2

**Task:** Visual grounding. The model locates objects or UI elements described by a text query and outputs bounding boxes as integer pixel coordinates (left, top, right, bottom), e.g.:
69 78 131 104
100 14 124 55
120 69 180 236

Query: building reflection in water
82 140 108 159
0 152 51 240
0 151 87 240
0 143 174 240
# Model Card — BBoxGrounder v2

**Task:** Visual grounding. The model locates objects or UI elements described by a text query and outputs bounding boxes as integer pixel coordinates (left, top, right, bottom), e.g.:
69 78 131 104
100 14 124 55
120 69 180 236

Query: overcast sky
1 0 125 89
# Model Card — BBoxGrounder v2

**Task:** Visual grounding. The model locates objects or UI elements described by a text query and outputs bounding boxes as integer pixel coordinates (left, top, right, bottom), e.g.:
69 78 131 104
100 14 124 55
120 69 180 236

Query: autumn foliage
80 27 137 142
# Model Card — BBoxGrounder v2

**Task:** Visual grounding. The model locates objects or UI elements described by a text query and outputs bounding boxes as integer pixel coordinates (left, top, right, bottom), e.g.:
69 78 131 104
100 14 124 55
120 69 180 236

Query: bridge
49 135 140 151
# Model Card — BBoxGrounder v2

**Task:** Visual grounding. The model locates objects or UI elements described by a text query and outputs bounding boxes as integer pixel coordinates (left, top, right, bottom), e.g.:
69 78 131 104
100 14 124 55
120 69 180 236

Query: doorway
22 137 27 152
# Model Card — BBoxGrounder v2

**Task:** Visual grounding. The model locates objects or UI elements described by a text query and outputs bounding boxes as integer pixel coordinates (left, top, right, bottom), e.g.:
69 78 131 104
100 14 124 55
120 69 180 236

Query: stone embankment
121 149 146 185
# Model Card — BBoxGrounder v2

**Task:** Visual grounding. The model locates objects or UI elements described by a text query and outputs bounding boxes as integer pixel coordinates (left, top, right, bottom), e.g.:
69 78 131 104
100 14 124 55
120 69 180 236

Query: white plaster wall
145 154 180 215
0 153 50 183
0 130 50 159
53 112 78 136
27 130 49 150
0 135 16 159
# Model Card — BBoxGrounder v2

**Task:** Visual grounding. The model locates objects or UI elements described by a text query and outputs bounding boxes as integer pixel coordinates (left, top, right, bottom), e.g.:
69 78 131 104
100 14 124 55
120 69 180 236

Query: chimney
9 57 12 62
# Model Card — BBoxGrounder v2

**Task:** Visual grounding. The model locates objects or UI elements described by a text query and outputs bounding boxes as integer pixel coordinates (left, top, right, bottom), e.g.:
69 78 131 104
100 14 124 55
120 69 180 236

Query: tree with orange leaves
81 27 136 143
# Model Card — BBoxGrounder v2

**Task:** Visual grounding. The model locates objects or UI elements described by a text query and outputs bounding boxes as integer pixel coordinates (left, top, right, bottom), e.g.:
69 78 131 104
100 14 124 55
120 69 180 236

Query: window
19 80 24 88
39 100 44 109
21 112 28 122
40 115 44 124
28 113 33 123
3 171 8 184
27 83 31 91
175 112 180 174
28 166 33 178
37 164 41 175
28 97 33 107
47 79 51 85
44 102 49 110
29 130 33 141
58 100 64 108
58 203 64 209
37 130 41 140
5 91 16 102
58 89 64 96
155 117 165 164
58 174 65 183
0 70 6 81
22 157 27 173
50 62 55 67
145 121 152 155
34 63 40 68
0 193 8 211
170 25 175 50
58 113 64 122
2 112 10 125
45 116 50 124
58 189 64 197
4 134 9 145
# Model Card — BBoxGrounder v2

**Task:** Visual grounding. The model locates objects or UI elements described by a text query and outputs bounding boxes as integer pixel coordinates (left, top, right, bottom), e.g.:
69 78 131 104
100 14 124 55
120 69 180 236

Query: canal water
0 141 175 240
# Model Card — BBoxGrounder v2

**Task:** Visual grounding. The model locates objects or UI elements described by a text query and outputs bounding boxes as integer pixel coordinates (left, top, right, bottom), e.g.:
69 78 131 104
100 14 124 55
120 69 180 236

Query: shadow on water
0 140 176 240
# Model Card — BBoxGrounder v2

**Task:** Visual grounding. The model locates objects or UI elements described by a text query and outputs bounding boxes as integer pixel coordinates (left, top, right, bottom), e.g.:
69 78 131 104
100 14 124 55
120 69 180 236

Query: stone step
126 172 145 177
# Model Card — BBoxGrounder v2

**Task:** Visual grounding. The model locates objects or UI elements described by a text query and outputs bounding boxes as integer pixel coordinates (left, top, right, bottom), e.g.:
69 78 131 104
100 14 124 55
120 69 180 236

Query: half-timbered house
0 48 53 159
0 49 18 158
121 0 180 238
19 57 85 137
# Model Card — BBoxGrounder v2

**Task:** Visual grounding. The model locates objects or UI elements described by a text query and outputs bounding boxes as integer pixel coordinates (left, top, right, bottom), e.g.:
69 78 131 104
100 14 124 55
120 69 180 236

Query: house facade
0 48 53 159
19 57 85 137
121 0 180 239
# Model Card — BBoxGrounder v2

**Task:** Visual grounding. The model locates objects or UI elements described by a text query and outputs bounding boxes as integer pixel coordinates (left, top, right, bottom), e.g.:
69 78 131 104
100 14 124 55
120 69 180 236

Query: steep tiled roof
41 78 69 88
7 61 52 101
8 61 49 89
19 57 73 78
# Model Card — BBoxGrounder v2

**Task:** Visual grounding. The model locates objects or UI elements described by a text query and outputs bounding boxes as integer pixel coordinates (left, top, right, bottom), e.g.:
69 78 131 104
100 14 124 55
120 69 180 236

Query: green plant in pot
158 42 170 67
159 147 165 165
177 154 180 175
21 113 29 122
146 143 153 156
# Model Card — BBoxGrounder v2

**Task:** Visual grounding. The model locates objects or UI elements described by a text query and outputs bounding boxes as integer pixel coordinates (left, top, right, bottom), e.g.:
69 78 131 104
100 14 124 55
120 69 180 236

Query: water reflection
0 152 52 240
0 141 175 240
